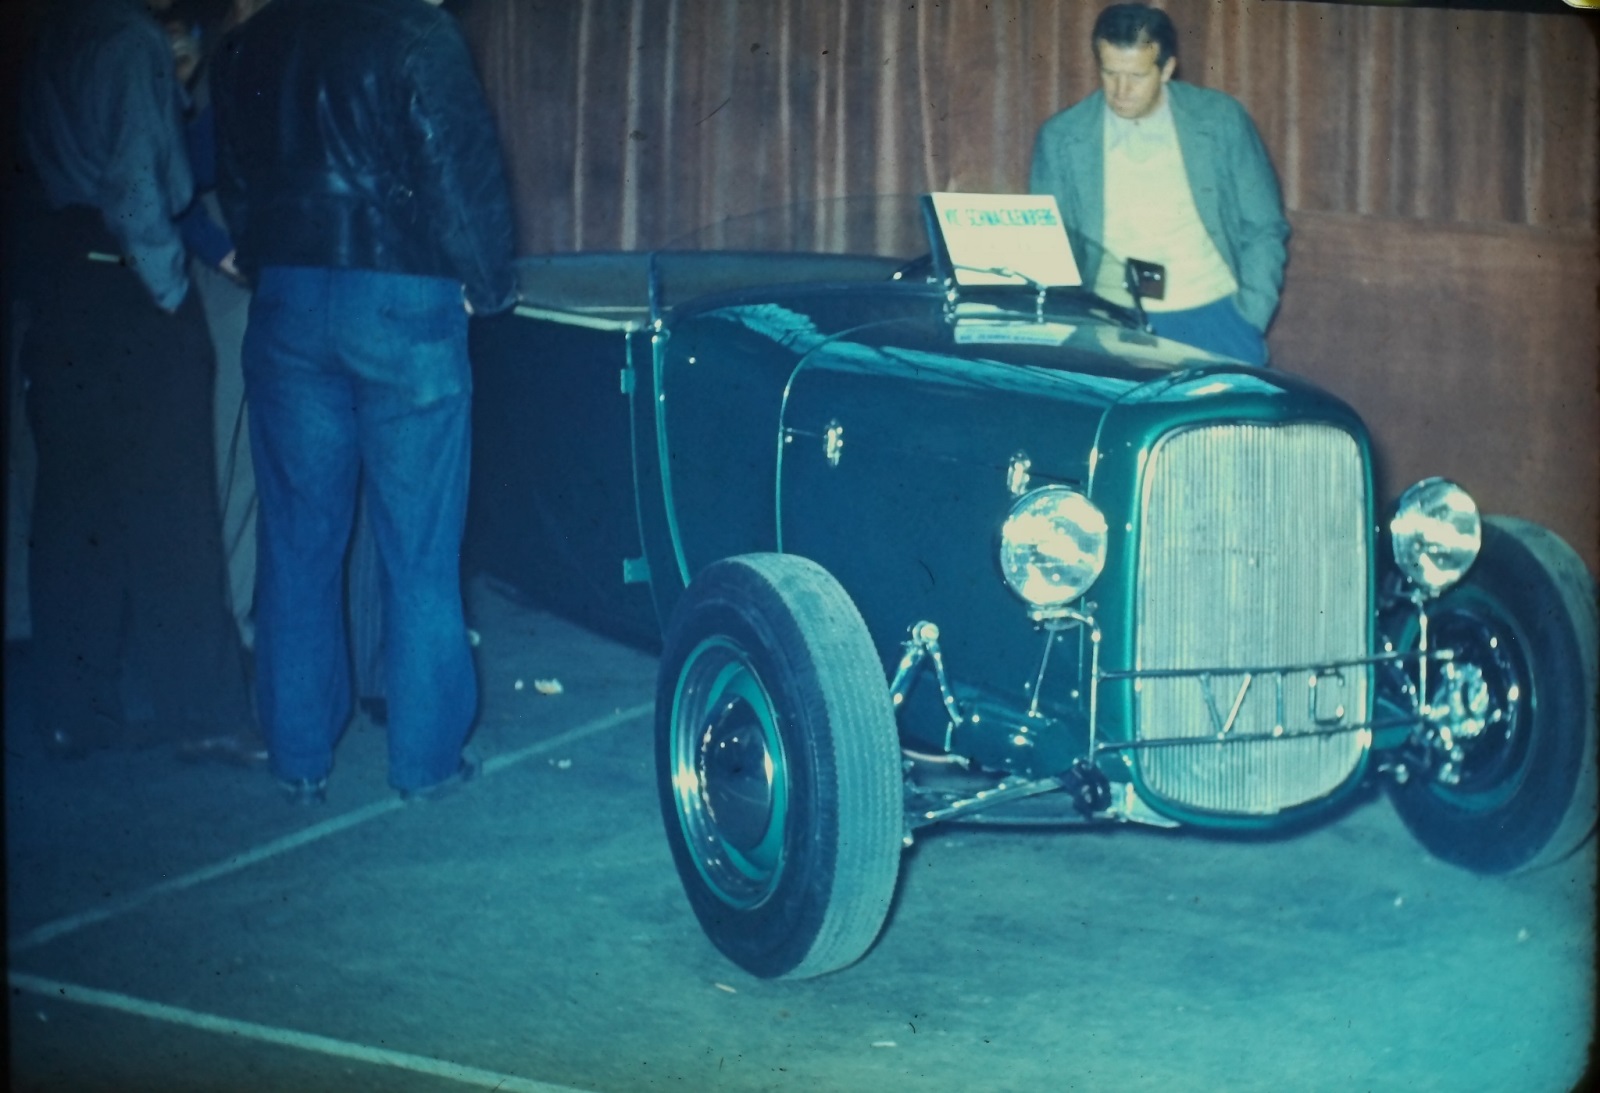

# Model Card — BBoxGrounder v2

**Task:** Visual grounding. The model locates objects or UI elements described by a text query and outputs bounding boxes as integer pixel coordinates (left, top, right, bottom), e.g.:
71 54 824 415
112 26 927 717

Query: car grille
1133 422 1369 815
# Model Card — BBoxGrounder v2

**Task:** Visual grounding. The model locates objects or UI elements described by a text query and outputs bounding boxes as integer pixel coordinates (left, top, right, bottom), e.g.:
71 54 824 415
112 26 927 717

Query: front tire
1387 517 1598 873
656 554 903 978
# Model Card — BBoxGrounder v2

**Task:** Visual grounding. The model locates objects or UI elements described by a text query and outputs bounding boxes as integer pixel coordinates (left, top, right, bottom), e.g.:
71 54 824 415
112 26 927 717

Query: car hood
723 291 1349 489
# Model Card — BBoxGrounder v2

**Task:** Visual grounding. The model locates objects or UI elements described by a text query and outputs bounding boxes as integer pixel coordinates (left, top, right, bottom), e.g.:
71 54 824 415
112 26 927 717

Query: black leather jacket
211 0 515 313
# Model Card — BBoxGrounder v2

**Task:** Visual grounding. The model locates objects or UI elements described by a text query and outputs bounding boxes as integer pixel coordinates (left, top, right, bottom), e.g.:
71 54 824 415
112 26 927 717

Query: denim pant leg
1149 297 1270 366
244 268 361 783
335 271 477 791
347 483 385 704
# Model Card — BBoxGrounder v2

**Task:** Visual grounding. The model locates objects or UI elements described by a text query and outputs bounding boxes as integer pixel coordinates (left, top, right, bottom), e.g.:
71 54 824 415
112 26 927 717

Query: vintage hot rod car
468 195 1598 980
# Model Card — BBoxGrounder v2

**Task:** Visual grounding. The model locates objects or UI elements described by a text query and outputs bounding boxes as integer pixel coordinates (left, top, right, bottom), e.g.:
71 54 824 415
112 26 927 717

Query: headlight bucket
1390 477 1481 598
999 486 1108 610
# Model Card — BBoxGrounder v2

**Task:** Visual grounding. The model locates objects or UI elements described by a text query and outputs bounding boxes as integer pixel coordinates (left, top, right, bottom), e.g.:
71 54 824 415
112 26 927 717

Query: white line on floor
8 702 654 954
10 973 592 1093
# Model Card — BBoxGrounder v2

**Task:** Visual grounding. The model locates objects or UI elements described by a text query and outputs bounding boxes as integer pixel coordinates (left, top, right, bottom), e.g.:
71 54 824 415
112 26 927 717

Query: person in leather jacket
210 0 516 803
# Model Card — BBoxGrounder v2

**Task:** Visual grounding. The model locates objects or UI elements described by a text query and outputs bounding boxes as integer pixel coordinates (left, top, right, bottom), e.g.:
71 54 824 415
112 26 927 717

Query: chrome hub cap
1425 612 1527 800
669 638 789 908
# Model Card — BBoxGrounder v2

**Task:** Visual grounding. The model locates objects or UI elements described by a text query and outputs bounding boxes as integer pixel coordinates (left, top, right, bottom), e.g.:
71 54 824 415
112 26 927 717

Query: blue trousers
1149 296 1269 366
22 202 251 745
243 266 476 791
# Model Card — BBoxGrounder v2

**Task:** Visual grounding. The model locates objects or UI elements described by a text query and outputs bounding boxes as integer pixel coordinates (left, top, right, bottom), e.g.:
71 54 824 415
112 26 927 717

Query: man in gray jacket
1029 3 1289 365
15 0 253 758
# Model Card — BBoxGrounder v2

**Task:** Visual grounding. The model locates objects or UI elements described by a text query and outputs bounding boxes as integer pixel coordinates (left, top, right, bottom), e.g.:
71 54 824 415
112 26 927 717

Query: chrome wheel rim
669 637 789 909
1428 604 1529 808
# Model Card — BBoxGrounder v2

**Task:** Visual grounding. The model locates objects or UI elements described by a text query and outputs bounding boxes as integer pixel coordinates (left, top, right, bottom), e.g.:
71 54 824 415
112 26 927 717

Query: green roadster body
467 200 1596 979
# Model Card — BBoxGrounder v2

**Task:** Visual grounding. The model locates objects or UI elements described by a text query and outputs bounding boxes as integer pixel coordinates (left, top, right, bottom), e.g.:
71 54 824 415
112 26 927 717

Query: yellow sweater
1093 99 1237 312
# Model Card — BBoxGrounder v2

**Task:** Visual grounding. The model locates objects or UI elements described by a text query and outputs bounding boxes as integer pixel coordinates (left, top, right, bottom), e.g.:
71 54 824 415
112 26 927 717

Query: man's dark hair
1092 3 1178 67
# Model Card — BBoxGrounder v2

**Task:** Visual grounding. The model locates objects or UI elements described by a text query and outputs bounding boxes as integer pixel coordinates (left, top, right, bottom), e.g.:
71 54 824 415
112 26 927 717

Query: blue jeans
244 266 476 791
1149 296 1269 366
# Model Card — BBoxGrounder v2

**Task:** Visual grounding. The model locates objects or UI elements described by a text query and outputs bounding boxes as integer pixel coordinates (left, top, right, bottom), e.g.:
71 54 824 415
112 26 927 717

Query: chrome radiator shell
1132 422 1370 814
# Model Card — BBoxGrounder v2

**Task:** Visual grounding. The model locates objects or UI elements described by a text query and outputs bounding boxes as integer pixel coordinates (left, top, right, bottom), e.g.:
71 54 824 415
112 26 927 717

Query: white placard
929 193 1082 288
954 320 1078 347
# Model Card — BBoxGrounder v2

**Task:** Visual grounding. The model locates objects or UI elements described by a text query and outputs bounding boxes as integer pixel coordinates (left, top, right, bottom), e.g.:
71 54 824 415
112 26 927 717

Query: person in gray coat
1029 3 1289 365
15 0 255 759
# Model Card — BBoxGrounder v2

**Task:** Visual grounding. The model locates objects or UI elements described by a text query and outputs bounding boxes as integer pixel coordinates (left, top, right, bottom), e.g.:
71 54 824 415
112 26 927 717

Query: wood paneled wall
1273 213 1599 567
458 0 1599 567
460 0 1598 251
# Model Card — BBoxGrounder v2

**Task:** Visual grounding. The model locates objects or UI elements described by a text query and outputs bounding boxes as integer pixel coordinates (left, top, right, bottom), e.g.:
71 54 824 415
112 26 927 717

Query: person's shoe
398 754 481 804
175 729 270 768
278 776 328 805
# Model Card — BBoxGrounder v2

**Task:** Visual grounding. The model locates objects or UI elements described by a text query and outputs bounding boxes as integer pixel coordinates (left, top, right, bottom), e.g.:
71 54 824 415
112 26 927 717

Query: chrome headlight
999 486 1108 609
1390 477 1481 598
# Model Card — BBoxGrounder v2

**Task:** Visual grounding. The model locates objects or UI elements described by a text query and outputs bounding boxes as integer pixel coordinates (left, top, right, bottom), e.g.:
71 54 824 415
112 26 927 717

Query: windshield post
1122 258 1153 333
647 251 663 328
